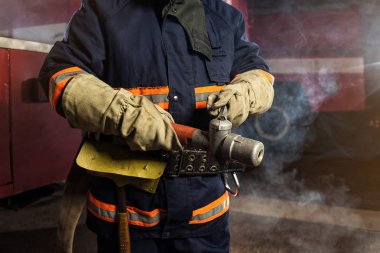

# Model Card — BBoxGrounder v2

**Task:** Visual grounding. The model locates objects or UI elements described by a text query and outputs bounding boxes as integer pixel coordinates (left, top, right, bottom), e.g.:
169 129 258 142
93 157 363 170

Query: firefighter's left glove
61 73 182 151
207 69 274 128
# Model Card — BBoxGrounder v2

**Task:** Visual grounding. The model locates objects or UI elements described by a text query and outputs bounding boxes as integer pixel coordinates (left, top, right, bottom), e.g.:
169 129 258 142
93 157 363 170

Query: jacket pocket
205 18 232 83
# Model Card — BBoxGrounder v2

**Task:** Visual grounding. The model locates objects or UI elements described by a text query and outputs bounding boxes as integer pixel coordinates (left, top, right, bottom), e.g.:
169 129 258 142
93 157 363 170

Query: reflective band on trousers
189 191 229 224
87 191 229 226
49 67 85 109
87 192 165 227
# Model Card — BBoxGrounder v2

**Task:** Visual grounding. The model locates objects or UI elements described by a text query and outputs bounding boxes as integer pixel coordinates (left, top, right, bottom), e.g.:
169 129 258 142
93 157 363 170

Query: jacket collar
163 0 212 60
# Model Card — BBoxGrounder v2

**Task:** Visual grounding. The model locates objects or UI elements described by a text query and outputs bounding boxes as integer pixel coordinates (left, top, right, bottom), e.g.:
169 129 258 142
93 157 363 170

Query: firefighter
39 0 274 252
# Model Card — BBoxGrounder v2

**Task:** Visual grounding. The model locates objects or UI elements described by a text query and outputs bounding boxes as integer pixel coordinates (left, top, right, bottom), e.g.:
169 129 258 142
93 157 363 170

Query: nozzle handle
172 123 208 148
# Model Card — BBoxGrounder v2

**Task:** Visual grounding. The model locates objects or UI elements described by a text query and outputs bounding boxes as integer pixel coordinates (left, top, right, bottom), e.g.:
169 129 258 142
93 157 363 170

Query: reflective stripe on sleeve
49 67 226 111
49 67 86 109
189 191 230 224
194 85 225 109
87 192 165 227
127 86 170 109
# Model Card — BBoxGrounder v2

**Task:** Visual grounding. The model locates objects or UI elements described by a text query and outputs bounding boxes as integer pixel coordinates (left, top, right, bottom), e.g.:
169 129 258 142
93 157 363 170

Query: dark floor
1 154 380 253
229 211 380 253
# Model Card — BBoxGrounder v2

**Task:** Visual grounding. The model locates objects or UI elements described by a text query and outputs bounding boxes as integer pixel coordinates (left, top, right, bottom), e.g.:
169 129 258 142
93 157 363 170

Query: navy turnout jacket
40 0 269 239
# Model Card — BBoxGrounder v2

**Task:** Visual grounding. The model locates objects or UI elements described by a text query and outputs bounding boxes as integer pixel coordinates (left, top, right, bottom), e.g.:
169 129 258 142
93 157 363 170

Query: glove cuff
230 69 275 115
256 69 275 85
231 69 275 86
62 73 131 134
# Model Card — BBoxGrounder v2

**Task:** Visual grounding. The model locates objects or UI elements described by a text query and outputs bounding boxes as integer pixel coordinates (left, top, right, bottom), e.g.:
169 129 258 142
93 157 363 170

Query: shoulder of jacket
82 0 131 21
202 0 243 26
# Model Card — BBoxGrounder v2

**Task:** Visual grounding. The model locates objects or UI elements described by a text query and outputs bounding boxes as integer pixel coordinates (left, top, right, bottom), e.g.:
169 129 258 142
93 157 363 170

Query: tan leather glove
62 73 182 151
207 69 274 127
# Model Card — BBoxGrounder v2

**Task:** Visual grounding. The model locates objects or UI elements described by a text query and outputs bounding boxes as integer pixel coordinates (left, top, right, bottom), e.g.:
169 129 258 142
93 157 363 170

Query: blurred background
1 0 380 252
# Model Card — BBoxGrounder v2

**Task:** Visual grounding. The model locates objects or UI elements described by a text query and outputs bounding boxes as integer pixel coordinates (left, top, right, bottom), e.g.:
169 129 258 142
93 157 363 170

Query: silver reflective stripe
143 94 169 103
140 91 217 104
191 196 230 222
88 197 164 225
128 211 164 225
195 92 216 102
53 71 85 83
87 197 117 221
124 85 226 108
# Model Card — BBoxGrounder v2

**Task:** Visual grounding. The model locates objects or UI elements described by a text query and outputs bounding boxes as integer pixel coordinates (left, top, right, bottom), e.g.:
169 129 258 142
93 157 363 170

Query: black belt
88 133 245 176
165 149 245 177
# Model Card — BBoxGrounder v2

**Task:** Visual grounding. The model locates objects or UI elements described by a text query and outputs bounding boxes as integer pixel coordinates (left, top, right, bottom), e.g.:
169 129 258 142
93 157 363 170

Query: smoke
239 0 380 164
361 2 380 101
231 152 380 253
230 1 380 253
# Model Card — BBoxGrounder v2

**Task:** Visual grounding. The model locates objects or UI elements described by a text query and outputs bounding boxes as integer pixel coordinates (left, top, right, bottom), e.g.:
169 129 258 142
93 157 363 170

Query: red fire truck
0 0 82 198
1 0 379 198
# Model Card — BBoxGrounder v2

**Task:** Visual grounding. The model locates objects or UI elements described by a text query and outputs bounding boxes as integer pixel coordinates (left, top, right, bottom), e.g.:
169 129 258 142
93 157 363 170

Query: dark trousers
97 231 230 253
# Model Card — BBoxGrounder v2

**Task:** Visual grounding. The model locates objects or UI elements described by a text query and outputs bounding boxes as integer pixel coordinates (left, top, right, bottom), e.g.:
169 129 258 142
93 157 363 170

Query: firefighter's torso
80 0 240 239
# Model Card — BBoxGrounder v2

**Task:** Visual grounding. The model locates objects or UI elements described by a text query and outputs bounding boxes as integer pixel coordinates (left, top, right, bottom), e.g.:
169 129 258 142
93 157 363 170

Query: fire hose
58 107 264 253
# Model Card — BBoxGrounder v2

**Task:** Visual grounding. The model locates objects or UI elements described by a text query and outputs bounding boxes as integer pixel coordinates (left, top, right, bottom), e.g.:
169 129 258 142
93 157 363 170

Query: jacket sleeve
230 12 269 77
39 0 106 115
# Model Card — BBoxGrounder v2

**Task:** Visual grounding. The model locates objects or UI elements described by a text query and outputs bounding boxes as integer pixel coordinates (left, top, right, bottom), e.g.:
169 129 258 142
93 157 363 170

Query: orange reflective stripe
51 76 72 110
87 205 116 223
116 85 225 109
49 66 85 109
88 191 229 226
194 85 225 108
128 220 160 227
189 191 230 225
127 86 169 95
87 193 164 227
155 102 169 109
195 101 207 109
50 66 83 81
127 206 161 218
88 192 116 212
126 85 224 96
192 191 229 216
127 206 164 227
194 85 225 94
123 86 169 109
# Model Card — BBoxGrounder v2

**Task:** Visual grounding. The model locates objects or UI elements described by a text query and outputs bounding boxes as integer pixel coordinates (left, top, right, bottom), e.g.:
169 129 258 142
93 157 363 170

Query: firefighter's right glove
207 69 274 128
61 73 182 151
